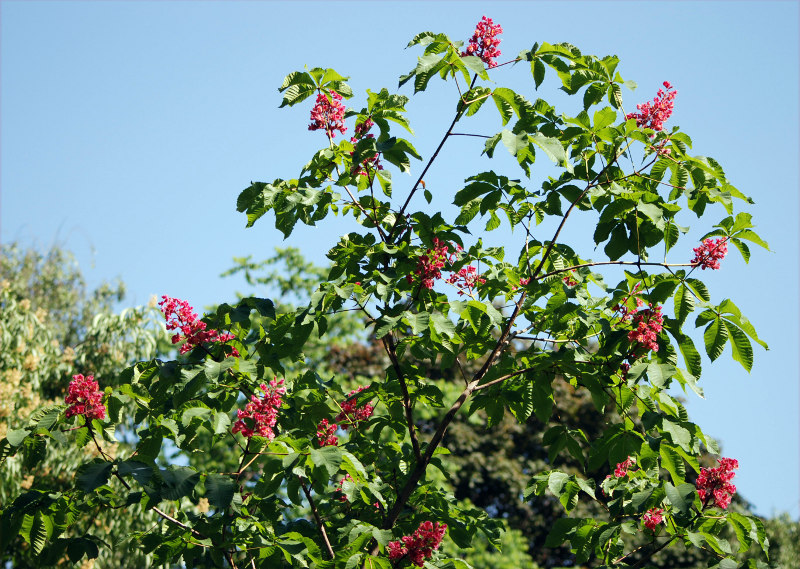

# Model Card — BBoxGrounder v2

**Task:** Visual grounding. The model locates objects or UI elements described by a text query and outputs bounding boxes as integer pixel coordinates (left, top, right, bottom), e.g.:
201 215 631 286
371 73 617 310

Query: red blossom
696 457 739 509
627 304 664 354
231 378 285 440
691 237 728 270
65 374 106 421
406 238 460 289
562 271 578 287
445 265 486 296
614 456 637 478
159 296 235 355
643 508 665 531
387 521 447 567
316 418 339 447
335 386 374 430
461 16 503 68
626 81 677 134
309 91 347 138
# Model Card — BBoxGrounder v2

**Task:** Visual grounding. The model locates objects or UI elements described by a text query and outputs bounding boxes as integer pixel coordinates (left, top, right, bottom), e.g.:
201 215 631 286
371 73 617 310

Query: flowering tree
1 17 772 569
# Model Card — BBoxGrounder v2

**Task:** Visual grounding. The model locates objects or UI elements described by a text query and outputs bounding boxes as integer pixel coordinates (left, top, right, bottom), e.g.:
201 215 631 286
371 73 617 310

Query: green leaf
161 466 201 501
530 133 571 172
309 446 343 480
704 317 728 361
77 461 113 493
6 428 31 447
674 284 695 325
665 482 695 514
660 444 686 484
205 474 236 511
118 460 154 486
544 518 581 548
723 320 754 372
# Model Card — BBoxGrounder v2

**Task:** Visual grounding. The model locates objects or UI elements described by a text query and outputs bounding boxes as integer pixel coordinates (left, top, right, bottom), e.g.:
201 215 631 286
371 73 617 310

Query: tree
0 243 163 567
1 17 774 569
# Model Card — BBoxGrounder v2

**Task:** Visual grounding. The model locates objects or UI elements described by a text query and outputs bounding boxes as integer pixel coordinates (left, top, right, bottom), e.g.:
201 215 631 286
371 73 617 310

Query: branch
382 333 422 463
472 366 536 392
389 75 478 241
536 260 696 281
300 478 336 559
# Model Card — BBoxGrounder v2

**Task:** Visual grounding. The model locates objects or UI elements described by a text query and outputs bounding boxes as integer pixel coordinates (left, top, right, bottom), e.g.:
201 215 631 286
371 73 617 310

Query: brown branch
389 75 479 241
300 478 336 559
472 366 536 392
536 260 696 281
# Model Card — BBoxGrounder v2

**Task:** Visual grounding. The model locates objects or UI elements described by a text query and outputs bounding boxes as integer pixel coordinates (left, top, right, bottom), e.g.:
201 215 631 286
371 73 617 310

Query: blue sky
2 1 798 519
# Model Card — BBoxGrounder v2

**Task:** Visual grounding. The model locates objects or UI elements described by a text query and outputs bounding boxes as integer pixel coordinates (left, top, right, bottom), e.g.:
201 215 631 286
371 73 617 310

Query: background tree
0 243 163 567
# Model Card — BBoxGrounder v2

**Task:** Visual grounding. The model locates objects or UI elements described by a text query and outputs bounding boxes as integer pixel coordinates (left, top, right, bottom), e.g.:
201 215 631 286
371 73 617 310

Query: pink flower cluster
65 374 106 421
231 378 286 440
316 386 374 447
626 81 677 134
627 304 664 353
691 237 728 270
445 265 486 296
696 457 738 509
461 16 503 68
316 418 339 447
387 521 447 567
309 91 347 138
642 508 665 531
159 296 235 355
349 118 384 177
335 386 375 430
406 238 460 289
614 456 637 478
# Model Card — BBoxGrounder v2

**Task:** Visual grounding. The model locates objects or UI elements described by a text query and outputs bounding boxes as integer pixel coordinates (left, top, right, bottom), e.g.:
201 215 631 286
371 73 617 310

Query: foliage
0 244 163 567
0 19 779 569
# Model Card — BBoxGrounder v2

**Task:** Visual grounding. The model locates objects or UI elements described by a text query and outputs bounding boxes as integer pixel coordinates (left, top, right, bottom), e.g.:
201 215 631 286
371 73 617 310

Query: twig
300 478 335 559
382 333 422 463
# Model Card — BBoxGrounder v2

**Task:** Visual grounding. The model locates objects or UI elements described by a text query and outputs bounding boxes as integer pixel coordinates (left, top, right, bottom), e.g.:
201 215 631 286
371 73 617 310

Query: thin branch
449 132 491 138
382 333 422 463
472 366 536 392
536 260 696 281
300 478 336 559
389 75 479 240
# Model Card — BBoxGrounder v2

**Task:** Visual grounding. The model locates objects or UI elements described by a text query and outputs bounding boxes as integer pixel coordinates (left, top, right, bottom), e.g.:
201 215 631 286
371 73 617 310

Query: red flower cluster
231 378 286 440
406 238 460 289
445 265 486 296
335 386 374 430
461 16 503 68
691 237 728 270
643 508 665 531
316 418 338 447
159 296 235 355
562 271 578 287
387 521 447 567
626 81 677 134
697 457 738 509
614 456 637 478
627 304 664 353
65 374 106 421
309 91 347 138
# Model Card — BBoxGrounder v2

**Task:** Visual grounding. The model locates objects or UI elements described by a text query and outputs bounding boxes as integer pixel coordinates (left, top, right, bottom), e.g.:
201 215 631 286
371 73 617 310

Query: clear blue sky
2 1 798 519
